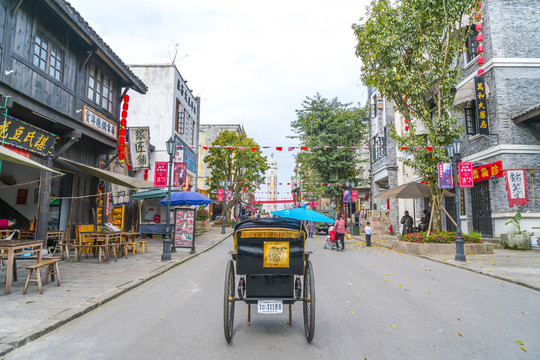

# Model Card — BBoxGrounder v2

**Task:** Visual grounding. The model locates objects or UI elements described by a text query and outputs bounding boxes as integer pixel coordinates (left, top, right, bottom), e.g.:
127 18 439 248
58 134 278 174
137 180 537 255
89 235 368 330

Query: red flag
202 146 208 150
400 146 408 151
301 147 308 151
426 146 433 151
276 147 282 151
226 146 233 150
251 147 258 152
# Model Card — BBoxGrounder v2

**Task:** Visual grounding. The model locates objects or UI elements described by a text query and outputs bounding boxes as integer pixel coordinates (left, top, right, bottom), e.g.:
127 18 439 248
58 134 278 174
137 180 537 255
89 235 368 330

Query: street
5 235 539 360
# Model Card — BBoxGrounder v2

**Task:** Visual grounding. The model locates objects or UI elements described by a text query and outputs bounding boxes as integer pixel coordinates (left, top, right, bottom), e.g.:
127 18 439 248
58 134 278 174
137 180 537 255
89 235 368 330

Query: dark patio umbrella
159 191 213 206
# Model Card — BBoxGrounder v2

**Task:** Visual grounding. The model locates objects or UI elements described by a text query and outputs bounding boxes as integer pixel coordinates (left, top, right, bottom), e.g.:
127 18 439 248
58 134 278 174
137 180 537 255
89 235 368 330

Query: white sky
68 0 370 203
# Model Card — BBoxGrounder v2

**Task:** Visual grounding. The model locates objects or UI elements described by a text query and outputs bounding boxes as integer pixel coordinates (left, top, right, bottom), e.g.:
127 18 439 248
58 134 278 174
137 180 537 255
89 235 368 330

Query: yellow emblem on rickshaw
263 242 289 268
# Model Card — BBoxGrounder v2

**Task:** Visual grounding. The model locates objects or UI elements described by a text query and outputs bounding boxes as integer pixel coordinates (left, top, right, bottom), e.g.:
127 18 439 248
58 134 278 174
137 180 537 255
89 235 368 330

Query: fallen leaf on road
514 340 524 345
457 332 463 337
475 289 480 291
346 282 353 285
425 268 431 271
351 311 356 314
454 302 460 305
521 347 527 352
522 312 528 315
391 325 397 328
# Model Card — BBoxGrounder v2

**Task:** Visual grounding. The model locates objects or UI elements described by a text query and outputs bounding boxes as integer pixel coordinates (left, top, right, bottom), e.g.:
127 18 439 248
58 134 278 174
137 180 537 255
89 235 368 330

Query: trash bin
351 224 360 236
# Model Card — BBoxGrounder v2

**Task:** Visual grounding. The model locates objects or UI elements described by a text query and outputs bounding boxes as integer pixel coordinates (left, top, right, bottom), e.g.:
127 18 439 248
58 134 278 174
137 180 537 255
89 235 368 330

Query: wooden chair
108 233 125 261
19 230 36 240
72 225 95 262
23 258 61 294
46 231 64 254
137 240 148 254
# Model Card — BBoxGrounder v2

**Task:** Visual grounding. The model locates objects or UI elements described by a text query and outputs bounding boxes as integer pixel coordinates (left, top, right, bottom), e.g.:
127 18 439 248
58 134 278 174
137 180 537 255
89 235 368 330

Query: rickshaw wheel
224 259 235 343
303 260 315 343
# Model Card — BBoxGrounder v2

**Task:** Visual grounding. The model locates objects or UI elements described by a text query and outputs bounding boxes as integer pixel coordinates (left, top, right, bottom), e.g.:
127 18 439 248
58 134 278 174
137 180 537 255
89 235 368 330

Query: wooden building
0 0 147 242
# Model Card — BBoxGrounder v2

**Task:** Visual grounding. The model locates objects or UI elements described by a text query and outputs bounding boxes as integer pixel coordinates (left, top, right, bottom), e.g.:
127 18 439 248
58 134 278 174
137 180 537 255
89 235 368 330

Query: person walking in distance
364 221 372 247
334 213 347 251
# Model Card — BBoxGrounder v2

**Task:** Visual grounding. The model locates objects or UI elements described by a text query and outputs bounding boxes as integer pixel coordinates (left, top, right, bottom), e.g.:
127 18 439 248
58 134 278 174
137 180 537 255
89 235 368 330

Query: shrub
401 231 482 244
196 209 209 221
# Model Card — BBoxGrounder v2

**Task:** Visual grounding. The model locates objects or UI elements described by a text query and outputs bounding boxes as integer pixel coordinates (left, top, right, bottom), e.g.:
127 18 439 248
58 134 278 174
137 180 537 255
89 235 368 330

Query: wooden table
76 231 122 263
0 239 43 294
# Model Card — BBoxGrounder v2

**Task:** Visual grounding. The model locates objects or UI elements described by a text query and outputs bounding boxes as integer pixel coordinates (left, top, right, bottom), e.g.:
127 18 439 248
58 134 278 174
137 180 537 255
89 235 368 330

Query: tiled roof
54 0 147 94
512 102 540 121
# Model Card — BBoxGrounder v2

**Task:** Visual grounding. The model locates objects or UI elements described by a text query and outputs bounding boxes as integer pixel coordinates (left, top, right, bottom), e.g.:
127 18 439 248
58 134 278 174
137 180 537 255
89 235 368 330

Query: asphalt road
5 235 540 360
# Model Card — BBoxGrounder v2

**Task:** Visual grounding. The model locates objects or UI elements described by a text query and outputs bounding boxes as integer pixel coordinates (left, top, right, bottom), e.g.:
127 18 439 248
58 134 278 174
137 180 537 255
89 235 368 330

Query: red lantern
118 152 125 161
119 136 125 145
475 23 483 32
118 144 124 152
404 119 408 124
123 94 130 103
477 68 485 76
121 111 128 118
426 146 433 151
119 128 126 136
477 44 484 53
120 118 127 127
477 57 485 65
476 33 484 42
405 125 409 131
475 13 482 22
122 103 129 111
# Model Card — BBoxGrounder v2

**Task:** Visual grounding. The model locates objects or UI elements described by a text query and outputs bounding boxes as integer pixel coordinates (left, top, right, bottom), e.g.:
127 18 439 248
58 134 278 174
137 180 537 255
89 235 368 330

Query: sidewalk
0 226 234 356
351 233 540 292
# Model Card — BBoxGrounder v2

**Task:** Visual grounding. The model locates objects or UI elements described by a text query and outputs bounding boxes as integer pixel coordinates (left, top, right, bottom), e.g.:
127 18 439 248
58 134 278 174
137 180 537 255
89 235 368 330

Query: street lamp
219 180 231 234
161 136 176 261
447 138 466 262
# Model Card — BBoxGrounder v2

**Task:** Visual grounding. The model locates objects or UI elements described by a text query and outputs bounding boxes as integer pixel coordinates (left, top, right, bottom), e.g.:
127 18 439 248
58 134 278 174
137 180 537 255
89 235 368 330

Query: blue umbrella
159 191 213 206
271 208 335 223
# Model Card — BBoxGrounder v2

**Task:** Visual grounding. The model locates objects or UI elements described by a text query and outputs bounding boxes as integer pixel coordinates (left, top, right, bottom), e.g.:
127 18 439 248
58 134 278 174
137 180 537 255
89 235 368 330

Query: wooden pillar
36 156 53 247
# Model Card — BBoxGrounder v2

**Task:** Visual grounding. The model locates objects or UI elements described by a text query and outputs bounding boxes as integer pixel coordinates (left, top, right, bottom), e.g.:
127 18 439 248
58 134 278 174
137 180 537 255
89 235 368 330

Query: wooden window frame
87 63 114 113
465 106 477 135
465 26 479 64
33 32 64 82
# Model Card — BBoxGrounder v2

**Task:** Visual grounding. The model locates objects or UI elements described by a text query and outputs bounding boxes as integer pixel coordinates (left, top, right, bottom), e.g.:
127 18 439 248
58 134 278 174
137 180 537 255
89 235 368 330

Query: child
364 222 372 247
327 225 336 249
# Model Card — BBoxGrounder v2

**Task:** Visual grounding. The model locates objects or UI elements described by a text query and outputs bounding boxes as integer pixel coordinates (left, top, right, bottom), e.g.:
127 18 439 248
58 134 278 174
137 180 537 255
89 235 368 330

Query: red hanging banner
217 189 224 202
153 162 168 187
351 190 358 202
472 161 503 182
458 162 474 188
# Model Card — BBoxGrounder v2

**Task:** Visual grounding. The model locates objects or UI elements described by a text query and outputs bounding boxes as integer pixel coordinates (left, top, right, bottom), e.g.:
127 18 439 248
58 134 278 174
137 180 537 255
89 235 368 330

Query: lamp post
447 139 466 262
162 137 176 261
219 180 230 234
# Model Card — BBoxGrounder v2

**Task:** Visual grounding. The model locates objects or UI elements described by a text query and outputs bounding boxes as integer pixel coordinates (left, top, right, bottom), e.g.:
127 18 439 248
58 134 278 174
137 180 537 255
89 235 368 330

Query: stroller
324 225 337 250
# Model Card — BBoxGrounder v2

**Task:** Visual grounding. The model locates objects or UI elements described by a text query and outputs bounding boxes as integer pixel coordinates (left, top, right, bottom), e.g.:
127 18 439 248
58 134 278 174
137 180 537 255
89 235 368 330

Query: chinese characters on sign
505 170 528 207
0 116 57 156
173 208 195 248
438 163 453 188
377 98 385 138
352 190 358 203
217 189 224 202
472 161 503 183
173 162 187 188
82 106 117 139
458 162 474 188
154 162 168 187
128 127 150 169
474 77 490 135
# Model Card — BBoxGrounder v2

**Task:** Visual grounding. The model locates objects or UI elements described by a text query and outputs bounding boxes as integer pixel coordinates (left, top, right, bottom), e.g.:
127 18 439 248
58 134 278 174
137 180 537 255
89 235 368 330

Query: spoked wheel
223 260 235 343
303 260 315 343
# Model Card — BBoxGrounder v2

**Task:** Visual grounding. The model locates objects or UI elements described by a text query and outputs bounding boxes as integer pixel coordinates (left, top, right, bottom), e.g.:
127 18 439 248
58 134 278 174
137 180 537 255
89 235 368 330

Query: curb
0 233 232 357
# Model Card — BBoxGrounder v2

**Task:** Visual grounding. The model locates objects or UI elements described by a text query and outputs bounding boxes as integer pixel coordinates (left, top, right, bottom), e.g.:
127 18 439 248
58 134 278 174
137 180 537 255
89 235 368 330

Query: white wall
0 161 41 220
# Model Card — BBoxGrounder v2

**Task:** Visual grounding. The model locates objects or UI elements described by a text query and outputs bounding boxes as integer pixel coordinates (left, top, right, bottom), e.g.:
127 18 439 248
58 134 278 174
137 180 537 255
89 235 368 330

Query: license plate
257 300 283 314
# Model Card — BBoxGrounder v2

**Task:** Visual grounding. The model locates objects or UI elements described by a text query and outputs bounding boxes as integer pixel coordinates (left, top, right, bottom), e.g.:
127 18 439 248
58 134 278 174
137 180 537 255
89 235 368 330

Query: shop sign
438 163 453 188
505 170 528 207
82 106 117 139
474 77 490 135
217 189 224 202
183 146 196 173
173 207 195 248
154 161 168 187
0 116 57 156
376 98 385 137
128 127 150 169
473 161 503 183
458 162 474 188
352 190 358 202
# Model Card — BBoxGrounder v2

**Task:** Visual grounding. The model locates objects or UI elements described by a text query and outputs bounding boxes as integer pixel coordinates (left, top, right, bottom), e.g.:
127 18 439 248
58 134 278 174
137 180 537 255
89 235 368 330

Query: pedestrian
0 218 16 230
400 210 414 236
334 213 347 251
307 221 316 238
364 221 372 247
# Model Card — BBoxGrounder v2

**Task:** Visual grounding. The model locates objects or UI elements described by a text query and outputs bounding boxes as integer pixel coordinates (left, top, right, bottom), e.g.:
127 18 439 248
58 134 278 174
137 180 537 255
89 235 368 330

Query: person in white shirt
364 221 372 247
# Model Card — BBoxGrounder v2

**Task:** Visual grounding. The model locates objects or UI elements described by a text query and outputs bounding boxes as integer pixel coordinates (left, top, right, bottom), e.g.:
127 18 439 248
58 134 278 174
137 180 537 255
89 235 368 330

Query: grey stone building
454 0 540 238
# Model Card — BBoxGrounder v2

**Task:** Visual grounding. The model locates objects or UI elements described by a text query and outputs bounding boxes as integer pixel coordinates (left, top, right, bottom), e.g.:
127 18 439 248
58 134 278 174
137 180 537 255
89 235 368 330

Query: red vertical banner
154 161 168 187
351 190 358 202
217 189 224 202
458 162 474 188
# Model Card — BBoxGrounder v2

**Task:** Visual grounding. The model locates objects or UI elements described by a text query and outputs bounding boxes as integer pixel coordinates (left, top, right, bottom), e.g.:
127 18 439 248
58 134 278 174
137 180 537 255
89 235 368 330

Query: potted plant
502 212 530 250
195 207 211 230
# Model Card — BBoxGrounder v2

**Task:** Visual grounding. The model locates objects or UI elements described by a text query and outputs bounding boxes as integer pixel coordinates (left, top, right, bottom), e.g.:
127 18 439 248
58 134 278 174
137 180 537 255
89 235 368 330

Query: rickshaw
224 218 315 343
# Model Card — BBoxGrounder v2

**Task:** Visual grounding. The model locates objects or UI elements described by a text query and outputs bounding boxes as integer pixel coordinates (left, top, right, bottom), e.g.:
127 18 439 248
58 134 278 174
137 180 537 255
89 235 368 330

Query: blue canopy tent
271 208 335 223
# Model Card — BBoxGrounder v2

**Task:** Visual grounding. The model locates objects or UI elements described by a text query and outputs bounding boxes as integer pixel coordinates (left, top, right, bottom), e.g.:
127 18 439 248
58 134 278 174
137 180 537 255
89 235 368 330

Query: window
176 103 185 134
371 130 387 163
465 105 477 135
465 26 479 63
33 33 64 81
191 119 196 145
87 64 114 112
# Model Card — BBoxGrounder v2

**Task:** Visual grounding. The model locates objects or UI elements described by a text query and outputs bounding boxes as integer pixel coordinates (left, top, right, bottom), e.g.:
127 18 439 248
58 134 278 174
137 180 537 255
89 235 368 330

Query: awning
0 145 63 175
130 188 180 200
453 79 490 109
59 157 154 189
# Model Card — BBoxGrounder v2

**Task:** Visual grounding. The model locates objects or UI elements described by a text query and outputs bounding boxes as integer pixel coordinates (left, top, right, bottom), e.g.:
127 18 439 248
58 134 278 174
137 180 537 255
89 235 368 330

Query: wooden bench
23 258 61 295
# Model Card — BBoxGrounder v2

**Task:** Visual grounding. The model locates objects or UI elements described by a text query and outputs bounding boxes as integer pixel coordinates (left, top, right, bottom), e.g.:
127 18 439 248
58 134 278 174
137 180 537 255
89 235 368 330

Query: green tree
204 131 268 217
291 94 369 212
352 0 477 231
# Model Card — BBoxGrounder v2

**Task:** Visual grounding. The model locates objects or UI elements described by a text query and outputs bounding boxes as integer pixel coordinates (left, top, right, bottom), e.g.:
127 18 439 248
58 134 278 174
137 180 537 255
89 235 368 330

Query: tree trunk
430 188 444 233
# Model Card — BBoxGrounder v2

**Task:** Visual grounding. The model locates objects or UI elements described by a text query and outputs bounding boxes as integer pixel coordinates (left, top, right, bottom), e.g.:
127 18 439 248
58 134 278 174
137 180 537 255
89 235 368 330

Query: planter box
391 240 493 256
501 233 530 250
196 220 211 231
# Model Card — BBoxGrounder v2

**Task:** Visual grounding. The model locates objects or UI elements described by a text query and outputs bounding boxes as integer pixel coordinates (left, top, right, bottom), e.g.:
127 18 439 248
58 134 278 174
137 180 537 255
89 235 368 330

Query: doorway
471 181 493 237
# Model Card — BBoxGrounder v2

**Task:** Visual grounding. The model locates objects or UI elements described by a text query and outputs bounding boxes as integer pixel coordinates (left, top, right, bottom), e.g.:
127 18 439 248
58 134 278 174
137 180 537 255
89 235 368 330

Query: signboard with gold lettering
82 106 117 139
0 116 57 156
474 77 489 135
472 161 503 183
263 242 290 268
